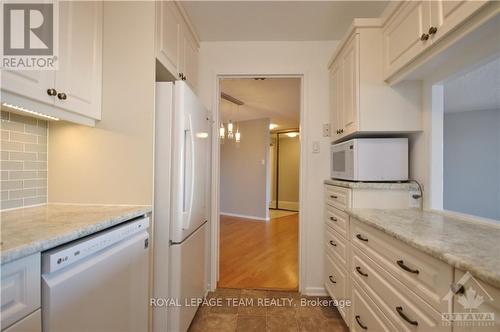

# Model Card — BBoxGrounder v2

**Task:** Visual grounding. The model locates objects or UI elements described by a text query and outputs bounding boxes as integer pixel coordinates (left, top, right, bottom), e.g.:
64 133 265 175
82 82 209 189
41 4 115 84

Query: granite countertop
324 179 418 190
346 208 500 288
0 203 152 264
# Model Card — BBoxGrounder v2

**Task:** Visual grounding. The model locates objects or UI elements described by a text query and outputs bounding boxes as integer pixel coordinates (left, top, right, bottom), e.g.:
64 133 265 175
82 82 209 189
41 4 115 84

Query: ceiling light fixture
2 102 59 121
269 123 278 130
286 132 299 138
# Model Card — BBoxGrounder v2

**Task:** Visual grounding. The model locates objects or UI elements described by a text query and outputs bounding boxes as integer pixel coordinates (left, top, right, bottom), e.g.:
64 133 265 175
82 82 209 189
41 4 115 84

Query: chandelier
220 93 243 144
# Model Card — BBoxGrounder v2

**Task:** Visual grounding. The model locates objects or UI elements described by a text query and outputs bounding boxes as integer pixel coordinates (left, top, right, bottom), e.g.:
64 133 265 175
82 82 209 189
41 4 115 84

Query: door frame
210 72 308 292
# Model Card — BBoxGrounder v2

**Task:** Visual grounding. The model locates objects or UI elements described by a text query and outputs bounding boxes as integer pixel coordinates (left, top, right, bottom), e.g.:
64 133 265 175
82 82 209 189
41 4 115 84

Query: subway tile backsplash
1 111 48 210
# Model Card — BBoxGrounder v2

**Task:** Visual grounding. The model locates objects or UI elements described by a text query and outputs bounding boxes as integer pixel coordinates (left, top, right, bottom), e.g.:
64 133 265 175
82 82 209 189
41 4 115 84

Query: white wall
198 41 338 294
49 2 155 205
220 118 270 220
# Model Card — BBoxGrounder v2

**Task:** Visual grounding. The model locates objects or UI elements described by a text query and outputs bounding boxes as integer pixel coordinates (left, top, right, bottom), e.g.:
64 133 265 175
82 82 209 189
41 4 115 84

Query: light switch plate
312 141 320 153
322 124 330 137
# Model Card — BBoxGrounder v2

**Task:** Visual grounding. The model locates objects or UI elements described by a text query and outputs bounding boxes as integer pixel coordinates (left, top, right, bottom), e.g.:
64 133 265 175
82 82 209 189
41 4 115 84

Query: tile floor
188 288 349 332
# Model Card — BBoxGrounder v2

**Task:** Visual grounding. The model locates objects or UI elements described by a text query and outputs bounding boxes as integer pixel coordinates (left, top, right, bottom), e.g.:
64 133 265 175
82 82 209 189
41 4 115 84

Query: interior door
55 1 102 119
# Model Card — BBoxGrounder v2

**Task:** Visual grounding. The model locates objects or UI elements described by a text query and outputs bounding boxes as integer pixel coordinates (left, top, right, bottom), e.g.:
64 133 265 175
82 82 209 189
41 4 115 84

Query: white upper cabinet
155 1 181 76
56 1 102 120
329 21 422 141
383 0 488 82
155 1 199 91
383 1 431 79
340 34 359 137
1 1 103 126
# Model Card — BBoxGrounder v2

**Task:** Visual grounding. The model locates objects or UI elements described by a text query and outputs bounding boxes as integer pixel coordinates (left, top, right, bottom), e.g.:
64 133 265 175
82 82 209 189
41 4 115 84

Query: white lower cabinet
351 245 450 332
452 269 500 332
0 253 41 331
3 310 41 332
325 252 350 322
351 281 397 332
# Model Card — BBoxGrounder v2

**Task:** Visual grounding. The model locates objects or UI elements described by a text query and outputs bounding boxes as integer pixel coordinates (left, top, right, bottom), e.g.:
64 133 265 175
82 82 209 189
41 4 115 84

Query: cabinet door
429 0 488 44
156 1 180 78
341 34 359 137
55 1 102 119
383 1 431 79
1 71 55 106
181 27 199 91
329 63 343 138
3 309 41 332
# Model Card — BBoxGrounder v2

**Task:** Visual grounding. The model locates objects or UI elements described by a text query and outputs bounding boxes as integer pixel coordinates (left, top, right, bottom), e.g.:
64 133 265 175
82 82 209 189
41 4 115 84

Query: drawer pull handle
355 315 367 330
396 260 419 274
451 283 465 295
356 234 368 242
330 195 338 199
396 306 418 326
329 240 337 247
329 216 338 222
328 275 336 284
356 266 368 277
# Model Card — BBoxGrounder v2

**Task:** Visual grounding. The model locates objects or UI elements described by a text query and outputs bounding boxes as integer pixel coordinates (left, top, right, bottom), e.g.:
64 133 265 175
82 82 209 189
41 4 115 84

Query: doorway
217 77 301 290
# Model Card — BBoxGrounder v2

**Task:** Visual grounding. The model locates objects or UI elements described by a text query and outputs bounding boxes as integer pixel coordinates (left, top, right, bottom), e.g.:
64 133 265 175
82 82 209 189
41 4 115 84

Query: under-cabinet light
2 102 59 121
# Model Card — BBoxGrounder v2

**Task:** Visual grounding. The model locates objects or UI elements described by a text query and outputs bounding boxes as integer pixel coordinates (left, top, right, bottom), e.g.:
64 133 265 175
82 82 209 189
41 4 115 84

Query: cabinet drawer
452 270 500 332
325 185 351 211
351 281 397 332
351 246 450 332
325 226 348 268
351 218 452 312
325 204 349 238
1 253 41 330
324 253 348 320
3 309 41 332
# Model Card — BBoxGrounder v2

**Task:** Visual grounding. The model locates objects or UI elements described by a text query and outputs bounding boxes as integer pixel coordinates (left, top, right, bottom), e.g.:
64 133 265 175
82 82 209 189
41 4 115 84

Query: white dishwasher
41 216 150 332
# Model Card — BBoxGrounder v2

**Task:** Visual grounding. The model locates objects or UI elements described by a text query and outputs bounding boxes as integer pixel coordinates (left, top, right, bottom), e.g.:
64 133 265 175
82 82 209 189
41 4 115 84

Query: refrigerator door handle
182 115 195 230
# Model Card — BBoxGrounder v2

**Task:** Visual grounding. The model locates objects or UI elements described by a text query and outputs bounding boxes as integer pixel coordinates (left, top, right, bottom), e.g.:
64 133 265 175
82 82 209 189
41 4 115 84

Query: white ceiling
220 78 300 130
444 57 500 113
182 1 388 41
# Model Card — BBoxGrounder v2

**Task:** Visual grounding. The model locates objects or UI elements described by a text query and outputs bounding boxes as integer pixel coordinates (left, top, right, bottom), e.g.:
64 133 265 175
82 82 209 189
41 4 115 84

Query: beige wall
220 118 270 220
198 41 338 294
48 2 155 205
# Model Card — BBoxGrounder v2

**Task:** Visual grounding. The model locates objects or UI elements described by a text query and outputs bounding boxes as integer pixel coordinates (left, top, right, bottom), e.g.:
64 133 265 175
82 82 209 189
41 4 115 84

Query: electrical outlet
322 123 330 137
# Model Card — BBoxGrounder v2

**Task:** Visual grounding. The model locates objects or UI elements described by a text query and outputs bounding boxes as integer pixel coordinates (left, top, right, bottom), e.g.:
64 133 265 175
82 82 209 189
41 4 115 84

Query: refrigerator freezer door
168 223 207 332
171 81 210 243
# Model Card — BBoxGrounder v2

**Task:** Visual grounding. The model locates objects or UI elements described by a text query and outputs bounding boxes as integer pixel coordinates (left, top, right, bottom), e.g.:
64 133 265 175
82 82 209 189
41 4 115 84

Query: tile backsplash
1 111 48 210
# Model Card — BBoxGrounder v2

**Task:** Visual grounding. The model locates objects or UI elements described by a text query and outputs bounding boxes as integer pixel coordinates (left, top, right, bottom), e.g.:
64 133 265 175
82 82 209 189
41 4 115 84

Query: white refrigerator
153 81 210 332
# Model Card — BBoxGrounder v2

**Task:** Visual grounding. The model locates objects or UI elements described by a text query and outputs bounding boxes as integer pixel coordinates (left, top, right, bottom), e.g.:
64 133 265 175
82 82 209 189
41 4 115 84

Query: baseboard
269 200 299 211
302 286 327 296
220 212 269 221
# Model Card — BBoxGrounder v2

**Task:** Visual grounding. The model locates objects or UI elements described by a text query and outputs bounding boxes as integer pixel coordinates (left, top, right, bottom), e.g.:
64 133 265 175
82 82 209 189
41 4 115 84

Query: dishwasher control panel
42 216 150 273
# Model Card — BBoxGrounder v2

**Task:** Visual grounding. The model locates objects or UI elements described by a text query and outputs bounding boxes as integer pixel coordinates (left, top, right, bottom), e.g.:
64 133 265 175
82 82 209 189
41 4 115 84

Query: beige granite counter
324 179 418 190
346 208 500 288
0 203 152 264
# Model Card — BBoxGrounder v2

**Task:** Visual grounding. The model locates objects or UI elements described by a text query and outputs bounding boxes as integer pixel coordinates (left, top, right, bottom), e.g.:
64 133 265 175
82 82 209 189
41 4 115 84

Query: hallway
219 213 298 290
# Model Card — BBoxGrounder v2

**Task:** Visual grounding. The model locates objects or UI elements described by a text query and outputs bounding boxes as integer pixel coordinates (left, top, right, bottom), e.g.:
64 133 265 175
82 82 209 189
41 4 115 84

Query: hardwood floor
218 213 299 290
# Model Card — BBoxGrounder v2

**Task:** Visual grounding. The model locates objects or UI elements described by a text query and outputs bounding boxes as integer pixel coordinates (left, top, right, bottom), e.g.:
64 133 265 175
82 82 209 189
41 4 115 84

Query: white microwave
331 138 408 181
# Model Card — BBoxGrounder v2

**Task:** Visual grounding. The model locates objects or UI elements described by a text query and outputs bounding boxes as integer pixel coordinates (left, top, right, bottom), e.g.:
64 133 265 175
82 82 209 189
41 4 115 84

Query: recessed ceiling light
2 102 59 121
269 123 278 130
